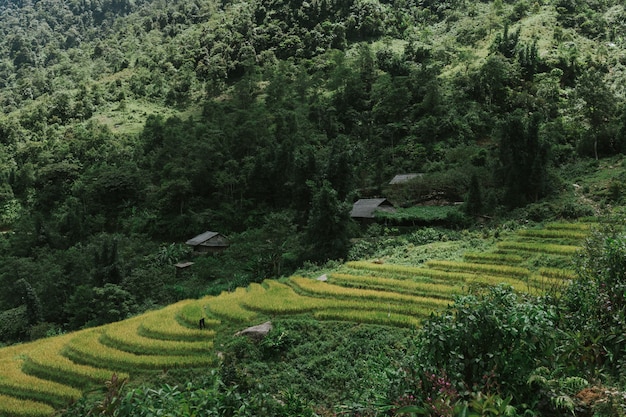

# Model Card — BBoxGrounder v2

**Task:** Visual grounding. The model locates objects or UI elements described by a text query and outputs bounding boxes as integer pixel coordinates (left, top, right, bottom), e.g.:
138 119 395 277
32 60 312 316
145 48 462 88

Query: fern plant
527 366 588 415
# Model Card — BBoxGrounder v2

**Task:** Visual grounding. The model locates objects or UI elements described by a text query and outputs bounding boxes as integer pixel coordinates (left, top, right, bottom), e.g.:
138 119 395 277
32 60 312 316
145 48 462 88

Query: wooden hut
185 231 229 254
350 198 395 221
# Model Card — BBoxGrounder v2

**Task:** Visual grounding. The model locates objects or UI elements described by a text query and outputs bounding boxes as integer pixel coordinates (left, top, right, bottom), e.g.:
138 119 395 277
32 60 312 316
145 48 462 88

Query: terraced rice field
0 221 589 416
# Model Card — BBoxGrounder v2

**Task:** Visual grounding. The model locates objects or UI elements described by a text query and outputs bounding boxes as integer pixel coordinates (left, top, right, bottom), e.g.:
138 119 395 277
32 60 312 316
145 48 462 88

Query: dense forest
1 0 626 346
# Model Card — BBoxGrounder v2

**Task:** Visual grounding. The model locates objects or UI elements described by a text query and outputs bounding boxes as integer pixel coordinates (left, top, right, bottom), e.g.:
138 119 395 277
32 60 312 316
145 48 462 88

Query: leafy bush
395 286 561 407
562 223 626 377
0 305 28 343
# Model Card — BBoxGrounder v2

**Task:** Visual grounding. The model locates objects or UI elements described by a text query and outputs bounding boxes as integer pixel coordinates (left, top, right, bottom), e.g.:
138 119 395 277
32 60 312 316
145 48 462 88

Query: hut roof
186 231 227 247
389 173 422 185
350 198 395 219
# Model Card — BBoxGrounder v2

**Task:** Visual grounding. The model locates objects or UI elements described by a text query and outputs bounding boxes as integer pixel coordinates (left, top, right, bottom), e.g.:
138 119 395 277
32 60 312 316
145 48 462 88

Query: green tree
14 278 42 326
93 236 122 286
576 69 617 159
411 286 560 407
497 110 549 207
464 173 483 216
304 180 352 263
563 224 626 377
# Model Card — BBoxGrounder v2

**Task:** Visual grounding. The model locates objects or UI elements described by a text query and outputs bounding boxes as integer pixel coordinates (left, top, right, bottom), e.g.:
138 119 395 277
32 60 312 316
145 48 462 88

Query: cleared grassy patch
328 273 460 299
64 328 216 372
100 316 213 356
22 334 127 389
426 260 531 279
0 394 55 417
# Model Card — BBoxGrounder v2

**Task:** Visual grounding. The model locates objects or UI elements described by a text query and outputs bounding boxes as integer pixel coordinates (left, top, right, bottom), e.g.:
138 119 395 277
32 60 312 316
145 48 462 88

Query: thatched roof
350 198 395 219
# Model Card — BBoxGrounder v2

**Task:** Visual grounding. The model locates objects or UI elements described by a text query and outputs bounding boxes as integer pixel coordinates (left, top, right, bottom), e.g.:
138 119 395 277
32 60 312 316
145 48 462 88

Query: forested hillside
1 0 626 343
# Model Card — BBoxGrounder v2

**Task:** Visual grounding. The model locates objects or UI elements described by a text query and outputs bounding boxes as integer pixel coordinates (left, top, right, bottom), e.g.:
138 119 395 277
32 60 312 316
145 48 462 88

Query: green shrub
406 228 448 246
0 305 29 343
399 286 561 407
562 225 626 378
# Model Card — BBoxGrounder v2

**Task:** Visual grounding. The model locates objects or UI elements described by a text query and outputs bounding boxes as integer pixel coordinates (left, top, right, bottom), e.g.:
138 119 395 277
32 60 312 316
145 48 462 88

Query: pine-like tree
464 173 483 216
304 180 351 263
14 278 42 325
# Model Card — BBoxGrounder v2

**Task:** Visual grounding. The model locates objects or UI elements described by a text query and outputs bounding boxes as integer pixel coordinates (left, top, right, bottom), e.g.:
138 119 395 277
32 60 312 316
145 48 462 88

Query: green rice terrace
0 221 593 416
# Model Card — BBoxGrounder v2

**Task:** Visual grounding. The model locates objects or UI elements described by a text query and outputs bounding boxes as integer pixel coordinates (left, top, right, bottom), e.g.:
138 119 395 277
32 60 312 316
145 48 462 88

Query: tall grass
517 229 588 240
242 280 446 320
0 356 82 408
139 303 215 342
426 260 530 278
100 316 213 356
346 261 473 281
177 298 221 328
346 261 527 289
544 222 592 231
240 281 325 314
314 309 422 328
64 328 216 371
497 241 581 255
205 287 259 322
22 334 127 389
537 267 577 281
0 394 55 417
328 273 460 299
527 274 567 293
289 276 450 309
463 252 524 265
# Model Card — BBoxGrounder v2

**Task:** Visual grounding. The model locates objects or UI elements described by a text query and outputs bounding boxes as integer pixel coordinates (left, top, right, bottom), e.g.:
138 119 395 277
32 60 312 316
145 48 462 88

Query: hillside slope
0 221 589 416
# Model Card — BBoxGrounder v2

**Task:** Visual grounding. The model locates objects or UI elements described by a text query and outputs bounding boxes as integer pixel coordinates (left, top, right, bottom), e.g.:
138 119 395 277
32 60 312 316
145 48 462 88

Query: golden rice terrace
0 222 591 416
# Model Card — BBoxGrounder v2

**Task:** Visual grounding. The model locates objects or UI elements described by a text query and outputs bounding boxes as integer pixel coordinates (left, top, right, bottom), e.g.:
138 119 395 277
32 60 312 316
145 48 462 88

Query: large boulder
234 321 272 341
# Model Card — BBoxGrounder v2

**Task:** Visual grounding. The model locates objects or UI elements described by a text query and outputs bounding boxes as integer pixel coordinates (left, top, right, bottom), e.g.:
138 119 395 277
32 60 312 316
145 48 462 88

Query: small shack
174 261 195 277
350 198 395 221
185 231 229 254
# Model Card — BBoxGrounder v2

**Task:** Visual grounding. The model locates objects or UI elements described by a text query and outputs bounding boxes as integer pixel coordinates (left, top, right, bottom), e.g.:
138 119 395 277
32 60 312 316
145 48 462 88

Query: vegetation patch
328 273 461 299
63 329 216 371
100 317 213 356
138 302 216 342
22 334 126 389
374 205 462 224
314 309 421 328
205 287 261 322
497 241 582 256
426 260 531 278
517 229 589 240
0 356 82 408
0 393 55 417
176 299 221 329
463 252 524 265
